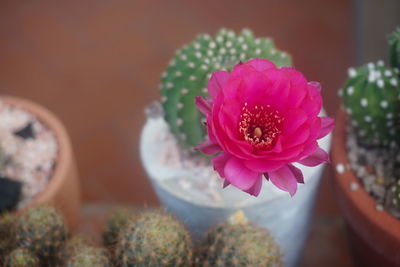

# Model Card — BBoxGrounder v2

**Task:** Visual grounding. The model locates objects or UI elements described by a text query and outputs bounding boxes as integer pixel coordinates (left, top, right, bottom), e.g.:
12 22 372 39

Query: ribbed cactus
341 60 400 148
115 210 192 267
389 27 400 70
102 208 136 249
160 28 292 150
0 213 16 264
15 206 68 260
4 248 40 267
198 211 282 267
63 246 111 267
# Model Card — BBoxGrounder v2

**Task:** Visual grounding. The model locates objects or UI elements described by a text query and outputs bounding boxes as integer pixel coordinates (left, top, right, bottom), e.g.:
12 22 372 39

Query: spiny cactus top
389 27 400 70
160 28 292 150
4 248 40 267
340 60 400 148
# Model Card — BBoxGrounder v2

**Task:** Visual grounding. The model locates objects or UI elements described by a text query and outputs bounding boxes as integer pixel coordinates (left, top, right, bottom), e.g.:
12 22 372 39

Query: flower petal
195 96 212 115
223 179 230 188
298 147 329 167
246 58 276 72
195 139 221 155
208 70 230 99
287 164 304 184
268 165 298 196
318 117 335 139
224 157 261 190
245 159 284 173
212 152 231 178
244 176 263 196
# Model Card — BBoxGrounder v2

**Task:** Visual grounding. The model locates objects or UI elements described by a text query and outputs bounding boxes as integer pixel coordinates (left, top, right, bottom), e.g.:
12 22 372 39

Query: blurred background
0 0 399 266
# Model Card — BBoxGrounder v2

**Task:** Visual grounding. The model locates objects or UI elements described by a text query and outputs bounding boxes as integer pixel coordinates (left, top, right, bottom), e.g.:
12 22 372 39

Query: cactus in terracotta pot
15 206 68 260
340 60 400 148
115 210 192 266
160 28 292 150
197 211 282 267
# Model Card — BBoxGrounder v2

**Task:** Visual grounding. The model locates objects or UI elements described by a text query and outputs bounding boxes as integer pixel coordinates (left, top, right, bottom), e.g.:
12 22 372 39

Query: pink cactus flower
195 59 334 197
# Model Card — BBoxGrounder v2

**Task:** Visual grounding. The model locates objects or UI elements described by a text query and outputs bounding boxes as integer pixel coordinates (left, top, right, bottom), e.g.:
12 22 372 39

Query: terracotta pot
0 95 81 230
331 110 400 267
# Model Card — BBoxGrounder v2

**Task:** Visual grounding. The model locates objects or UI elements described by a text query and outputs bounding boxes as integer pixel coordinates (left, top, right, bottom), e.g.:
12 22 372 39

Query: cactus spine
102 208 135 249
389 27 400 70
341 61 400 148
115 210 192 267
15 206 68 260
198 210 282 267
160 28 292 150
4 248 40 267
63 246 111 267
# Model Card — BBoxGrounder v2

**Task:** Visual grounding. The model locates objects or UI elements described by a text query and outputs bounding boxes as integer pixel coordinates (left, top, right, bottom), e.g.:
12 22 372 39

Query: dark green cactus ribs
340 60 400 148
198 211 282 267
115 210 192 267
160 28 292 150
102 208 136 249
389 27 400 70
4 248 40 267
15 205 68 261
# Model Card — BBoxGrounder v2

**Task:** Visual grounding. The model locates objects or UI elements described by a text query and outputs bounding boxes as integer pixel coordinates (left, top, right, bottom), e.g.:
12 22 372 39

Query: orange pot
0 95 81 230
331 110 400 266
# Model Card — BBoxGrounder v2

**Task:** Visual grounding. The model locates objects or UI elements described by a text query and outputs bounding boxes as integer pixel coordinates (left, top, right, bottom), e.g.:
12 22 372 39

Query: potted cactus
0 96 80 229
331 27 400 266
140 28 334 267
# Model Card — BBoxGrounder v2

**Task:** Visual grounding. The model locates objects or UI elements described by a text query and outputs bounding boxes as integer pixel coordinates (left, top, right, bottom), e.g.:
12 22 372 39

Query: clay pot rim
0 95 72 211
331 109 400 239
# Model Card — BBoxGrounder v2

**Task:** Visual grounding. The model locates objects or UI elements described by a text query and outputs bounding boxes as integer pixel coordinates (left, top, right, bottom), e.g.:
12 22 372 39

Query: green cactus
0 213 16 264
160 28 292 150
63 246 111 267
115 210 192 267
102 208 136 249
56 236 88 264
340 60 400 148
4 248 40 267
389 27 400 70
197 210 282 267
15 206 68 261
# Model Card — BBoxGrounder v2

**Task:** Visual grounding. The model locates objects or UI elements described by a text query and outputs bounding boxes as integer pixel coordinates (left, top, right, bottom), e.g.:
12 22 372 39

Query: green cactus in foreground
115 210 192 267
63 246 111 267
102 208 136 249
341 60 400 148
160 28 292 150
389 27 400 70
197 211 282 267
15 206 68 261
4 248 40 267
56 236 88 264
0 213 16 263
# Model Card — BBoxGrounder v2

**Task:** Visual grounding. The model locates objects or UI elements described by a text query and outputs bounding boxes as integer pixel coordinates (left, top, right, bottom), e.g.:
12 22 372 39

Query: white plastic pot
140 115 331 267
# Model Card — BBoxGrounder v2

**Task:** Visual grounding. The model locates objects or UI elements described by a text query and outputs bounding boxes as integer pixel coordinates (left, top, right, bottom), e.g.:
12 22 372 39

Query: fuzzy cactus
15 206 68 260
340 60 400 148
56 236 88 264
63 246 111 267
115 210 192 267
197 210 282 267
389 27 400 70
102 208 136 249
0 213 16 263
4 248 40 267
160 28 292 150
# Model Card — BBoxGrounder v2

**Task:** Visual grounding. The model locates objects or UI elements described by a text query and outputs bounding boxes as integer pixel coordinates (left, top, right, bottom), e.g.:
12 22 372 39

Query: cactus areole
160 28 292 150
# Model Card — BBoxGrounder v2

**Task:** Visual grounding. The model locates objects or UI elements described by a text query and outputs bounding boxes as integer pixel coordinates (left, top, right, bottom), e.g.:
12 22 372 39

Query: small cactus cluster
60 239 110 267
4 248 40 267
389 27 400 70
160 28 292 150
341 60 400 148
197 211 282 267
114 210 193 267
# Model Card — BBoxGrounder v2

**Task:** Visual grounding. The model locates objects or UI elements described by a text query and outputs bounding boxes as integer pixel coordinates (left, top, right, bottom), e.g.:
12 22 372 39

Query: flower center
239 103 284 152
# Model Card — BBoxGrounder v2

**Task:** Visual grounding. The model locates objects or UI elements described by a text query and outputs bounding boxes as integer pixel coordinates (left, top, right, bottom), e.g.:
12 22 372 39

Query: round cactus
389 27 400 70
4 248 40 267
0 212 16 263
197 210 282 267
63 246 111 267
56 236 88 264
15 206 68 260
102 208 136 249
340 60 400 148
115 210 192 267
160 28 292 150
